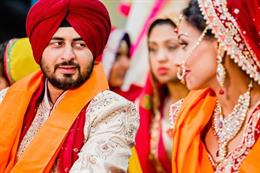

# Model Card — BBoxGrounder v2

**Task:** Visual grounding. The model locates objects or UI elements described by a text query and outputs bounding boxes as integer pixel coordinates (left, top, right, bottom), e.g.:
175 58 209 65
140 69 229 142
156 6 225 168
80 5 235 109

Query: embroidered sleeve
169 99 184 129
0 88 8 104
70 90 139 173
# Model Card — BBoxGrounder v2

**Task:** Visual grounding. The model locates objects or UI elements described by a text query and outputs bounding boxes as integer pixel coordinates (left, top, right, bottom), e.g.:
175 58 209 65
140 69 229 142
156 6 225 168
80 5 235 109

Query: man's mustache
54 61 80 71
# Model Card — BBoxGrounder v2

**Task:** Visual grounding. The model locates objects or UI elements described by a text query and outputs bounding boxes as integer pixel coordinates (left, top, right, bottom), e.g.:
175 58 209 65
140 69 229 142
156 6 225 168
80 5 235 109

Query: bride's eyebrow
178 33 189 40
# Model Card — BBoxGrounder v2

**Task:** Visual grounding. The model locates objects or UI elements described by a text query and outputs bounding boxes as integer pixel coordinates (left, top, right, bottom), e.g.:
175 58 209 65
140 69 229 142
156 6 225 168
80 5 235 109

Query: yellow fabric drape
128 147 143 173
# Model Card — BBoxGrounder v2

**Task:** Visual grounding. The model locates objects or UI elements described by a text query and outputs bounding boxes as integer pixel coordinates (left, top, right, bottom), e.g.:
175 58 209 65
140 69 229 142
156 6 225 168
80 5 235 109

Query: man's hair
60 19 71 27
40 59 95 90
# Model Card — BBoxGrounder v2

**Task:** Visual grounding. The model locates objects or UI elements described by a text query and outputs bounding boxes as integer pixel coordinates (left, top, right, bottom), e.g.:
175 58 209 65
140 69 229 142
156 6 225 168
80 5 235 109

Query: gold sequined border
198 0 260 85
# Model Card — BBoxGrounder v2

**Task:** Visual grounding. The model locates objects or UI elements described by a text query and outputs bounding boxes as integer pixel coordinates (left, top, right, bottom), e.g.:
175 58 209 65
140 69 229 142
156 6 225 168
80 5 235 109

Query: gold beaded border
198 0 260 84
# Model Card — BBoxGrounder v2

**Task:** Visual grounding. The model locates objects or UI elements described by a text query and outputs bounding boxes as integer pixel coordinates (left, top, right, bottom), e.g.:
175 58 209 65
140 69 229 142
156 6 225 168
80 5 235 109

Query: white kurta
0 88 139 173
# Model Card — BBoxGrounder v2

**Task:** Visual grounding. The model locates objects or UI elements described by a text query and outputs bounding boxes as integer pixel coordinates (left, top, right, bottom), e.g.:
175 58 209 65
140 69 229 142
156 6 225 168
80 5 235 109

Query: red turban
26 0 111 64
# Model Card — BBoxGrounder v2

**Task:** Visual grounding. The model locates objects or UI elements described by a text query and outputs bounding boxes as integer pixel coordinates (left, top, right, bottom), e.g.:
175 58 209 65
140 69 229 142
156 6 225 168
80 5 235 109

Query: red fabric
20 78 45 140
227 0 260 62
58 106 86 173
111 84 143 102
135 74 171 173
20 79 85 172
135 75 155 173
26 0 111 64
158 128 171 173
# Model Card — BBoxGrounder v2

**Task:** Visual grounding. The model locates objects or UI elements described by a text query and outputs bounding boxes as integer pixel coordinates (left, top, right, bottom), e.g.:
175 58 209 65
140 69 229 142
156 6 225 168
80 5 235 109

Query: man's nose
61 45 76 61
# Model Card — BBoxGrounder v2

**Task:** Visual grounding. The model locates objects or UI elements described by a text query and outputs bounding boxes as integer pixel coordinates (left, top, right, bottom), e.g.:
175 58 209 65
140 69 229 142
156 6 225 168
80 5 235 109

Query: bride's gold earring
177 60 186 81
216 45 226 95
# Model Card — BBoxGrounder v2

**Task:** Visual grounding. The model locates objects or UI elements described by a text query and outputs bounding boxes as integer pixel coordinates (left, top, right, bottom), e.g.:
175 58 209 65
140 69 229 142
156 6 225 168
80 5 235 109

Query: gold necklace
213 81 253 162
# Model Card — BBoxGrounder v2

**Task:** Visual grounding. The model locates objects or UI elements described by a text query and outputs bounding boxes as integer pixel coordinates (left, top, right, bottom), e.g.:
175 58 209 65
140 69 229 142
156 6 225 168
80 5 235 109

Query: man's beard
41 60 94 90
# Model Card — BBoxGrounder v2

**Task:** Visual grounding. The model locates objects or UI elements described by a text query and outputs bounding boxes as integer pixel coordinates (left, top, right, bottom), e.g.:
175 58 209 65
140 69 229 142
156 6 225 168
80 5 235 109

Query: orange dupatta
171 89 260 173
171 89 216 173
0 63 109 173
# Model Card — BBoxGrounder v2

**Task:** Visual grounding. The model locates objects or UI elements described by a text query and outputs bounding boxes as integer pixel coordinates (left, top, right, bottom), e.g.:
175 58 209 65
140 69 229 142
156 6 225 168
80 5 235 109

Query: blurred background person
130 16 189 173
122 0 189 94
0 38 39 90
101 29 142 102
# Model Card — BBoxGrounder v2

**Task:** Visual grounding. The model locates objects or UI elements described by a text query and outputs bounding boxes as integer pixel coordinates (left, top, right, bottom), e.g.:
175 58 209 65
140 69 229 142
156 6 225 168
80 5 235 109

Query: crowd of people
0 0 259 173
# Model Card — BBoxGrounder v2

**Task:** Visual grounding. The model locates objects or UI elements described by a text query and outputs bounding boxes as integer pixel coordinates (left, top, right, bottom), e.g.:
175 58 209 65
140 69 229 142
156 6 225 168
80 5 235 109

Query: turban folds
26 0 111 64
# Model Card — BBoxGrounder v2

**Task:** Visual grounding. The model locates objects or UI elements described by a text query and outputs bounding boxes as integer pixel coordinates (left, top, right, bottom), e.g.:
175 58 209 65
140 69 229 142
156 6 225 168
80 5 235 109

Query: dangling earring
216 46 226 95
177 60 186 81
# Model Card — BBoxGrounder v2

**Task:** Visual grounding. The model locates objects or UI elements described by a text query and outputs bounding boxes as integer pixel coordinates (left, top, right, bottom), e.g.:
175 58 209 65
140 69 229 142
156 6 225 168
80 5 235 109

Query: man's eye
50 41 63 47
74 43 86 48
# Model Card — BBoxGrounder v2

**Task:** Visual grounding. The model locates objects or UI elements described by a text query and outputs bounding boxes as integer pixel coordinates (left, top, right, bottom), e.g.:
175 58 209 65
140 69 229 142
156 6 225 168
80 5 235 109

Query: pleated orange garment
171 89 216 173
0 63 108 173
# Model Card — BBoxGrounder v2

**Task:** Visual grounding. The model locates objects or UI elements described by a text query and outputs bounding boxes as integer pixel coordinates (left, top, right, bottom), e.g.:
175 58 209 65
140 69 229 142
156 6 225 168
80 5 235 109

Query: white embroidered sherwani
0 88 139 173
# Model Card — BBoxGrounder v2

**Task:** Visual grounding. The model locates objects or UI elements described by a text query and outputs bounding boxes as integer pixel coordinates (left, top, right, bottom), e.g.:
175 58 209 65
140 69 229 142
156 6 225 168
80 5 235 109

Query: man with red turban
0 0 139 172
